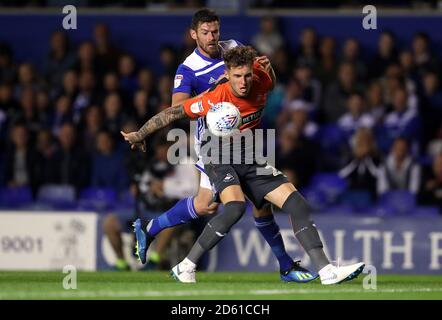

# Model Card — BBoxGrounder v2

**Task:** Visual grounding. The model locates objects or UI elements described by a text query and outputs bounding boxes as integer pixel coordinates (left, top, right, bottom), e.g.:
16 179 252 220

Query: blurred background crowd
0 5 442 218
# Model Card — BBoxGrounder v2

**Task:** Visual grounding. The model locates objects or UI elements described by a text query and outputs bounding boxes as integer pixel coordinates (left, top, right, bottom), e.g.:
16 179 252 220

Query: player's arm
172 92 191 107
255 56 276 90
121 104 188 151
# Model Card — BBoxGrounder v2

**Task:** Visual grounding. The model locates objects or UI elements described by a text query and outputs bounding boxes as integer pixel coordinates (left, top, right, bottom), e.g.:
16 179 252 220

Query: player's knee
282 191 311 218
211 201 246 233
102 213 121 234
194 190 218 215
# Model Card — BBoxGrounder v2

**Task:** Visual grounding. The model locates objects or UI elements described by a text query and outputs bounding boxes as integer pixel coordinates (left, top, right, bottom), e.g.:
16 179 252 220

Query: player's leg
102 213 130 271
264 182 365 285
171 165 246 283
252 205 294 273
133 171 218 264
252 205 317 282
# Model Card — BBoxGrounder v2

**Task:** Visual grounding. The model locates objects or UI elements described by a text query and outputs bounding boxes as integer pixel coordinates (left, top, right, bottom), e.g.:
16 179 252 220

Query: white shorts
195 159 213 191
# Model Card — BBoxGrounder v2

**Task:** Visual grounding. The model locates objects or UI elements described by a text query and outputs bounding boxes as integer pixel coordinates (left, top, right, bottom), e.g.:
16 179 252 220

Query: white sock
182 257 196 269
318 263 334 278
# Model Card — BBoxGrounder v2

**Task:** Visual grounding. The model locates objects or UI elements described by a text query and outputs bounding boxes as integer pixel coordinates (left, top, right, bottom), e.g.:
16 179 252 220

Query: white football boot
171 258 197 283
319 262 365 285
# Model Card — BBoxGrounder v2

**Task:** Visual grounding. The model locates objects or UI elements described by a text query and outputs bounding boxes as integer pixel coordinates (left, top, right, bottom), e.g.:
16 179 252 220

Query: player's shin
281 191 330 272
187 201 246 264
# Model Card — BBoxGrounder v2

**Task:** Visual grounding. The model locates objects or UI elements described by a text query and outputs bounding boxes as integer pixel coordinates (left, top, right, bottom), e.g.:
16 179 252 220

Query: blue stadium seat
378 190 416 215
411 206 440 216
302 187 328 212
117 189 135 209
310 172 347 205
318 124 345 151
0 186 33 208
78 187 117 212
37 184 77 209
339 190 374 211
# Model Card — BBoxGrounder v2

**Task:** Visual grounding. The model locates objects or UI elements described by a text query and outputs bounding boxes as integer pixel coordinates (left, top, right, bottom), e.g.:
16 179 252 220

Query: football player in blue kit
130 9 317 282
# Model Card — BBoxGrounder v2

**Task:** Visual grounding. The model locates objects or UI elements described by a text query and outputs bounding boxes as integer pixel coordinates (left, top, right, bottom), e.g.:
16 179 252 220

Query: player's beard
198 40 219 58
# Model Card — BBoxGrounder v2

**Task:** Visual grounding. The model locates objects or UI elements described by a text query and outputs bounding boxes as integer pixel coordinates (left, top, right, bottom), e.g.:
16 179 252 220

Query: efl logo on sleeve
174 75 183 88
190 101 204 114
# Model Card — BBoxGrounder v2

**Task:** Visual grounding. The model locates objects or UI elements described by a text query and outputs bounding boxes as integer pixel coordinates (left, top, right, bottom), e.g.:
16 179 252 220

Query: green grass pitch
0 272 441 300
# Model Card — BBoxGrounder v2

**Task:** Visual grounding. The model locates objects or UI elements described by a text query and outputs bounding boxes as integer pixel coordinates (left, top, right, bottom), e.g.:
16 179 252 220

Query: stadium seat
309 172 347 205
302 186 328 212
78 187 117 212
411 206 440 216
318 124 345 150
36 184 77 209
339 190 374 211
117 189 136 209
378 190 416 215
0 186 33 208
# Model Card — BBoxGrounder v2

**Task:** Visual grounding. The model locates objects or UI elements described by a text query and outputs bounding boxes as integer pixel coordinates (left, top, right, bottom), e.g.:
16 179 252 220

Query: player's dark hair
223 46 257 70
191 8 219 30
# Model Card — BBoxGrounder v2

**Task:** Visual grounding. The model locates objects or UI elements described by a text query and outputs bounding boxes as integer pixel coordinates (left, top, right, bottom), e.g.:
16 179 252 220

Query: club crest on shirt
174 74 183 88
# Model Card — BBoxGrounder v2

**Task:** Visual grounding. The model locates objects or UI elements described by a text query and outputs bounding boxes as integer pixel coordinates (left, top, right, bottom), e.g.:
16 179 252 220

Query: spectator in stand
79 105 103 154
91 129 128 193
340 37 367 80
338 92 375 141
93 23 122 72
74 41 102 78
42 31 76 93
339 128 381 201
368 31 398 79
315 36 337 88
0 43 16 84
276 123 317 188
3 124 42 195
72 70 98 124
36 89 53 129
418 153 442 213
295 27 318 69
421 71 442 150
15 87 40 134
377 137 421 195
382 86 421 154
103 92 127 140
0 82 19 122
132 89 153 128
59 70 78 101
251 16 284 58
118 54 138 100
14 63 42 100
159 45 179 77
35 128 57 184
322 62 364 122
52 95 73 136
366 80 386 124
412 32 440 77
45 122 90 192
293 63 321 111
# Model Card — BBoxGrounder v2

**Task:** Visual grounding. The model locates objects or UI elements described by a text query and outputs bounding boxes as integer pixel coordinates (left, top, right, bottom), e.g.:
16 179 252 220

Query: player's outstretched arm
120 104 187 152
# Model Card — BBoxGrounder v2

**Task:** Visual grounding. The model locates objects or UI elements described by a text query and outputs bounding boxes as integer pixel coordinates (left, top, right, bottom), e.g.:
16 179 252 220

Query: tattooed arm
120 104 187 152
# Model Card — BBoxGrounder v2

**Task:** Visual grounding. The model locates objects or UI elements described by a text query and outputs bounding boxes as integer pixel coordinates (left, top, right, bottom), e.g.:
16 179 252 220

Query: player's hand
255 55 271 71
120 130 147 152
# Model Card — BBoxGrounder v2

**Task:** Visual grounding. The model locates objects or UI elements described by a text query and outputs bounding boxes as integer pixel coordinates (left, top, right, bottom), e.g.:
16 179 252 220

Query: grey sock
307 247 330 272
187 242 205 264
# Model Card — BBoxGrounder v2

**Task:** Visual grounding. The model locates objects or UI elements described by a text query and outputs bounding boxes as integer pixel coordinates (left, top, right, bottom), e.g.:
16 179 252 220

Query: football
206 102 242 137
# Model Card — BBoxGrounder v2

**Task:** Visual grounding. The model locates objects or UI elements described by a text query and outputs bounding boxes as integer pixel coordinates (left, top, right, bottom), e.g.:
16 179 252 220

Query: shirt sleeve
182 92 213 119
253 61 273 92
172 64 193 94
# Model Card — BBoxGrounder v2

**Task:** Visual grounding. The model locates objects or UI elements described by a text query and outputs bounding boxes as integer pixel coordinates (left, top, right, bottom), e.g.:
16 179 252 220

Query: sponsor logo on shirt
174 74 183 88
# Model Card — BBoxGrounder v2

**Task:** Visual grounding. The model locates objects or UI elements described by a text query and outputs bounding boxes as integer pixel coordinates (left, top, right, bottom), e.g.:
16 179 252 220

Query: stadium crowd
0 18 442 215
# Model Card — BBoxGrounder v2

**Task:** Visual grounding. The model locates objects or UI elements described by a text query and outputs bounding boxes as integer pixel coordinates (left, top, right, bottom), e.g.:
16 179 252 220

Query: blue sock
254 215 293 273
146 197 199 237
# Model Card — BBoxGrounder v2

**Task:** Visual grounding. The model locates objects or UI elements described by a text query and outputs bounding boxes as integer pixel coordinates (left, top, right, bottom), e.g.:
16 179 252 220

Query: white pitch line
1 287 442 299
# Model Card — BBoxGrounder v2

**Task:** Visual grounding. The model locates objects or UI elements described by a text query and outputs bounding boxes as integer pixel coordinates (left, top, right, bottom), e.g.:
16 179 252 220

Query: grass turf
0 271 441 300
